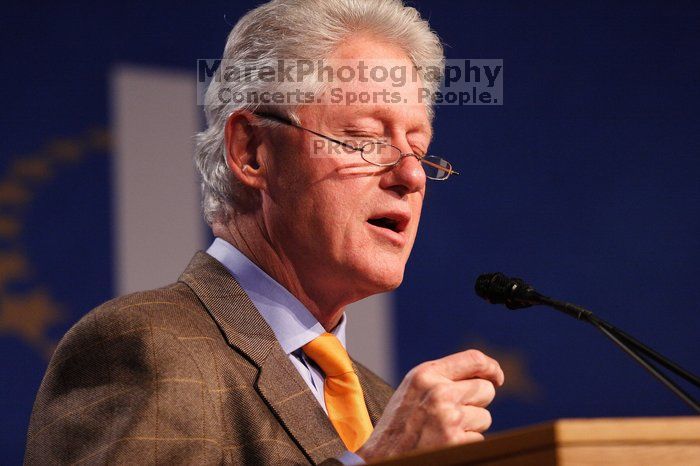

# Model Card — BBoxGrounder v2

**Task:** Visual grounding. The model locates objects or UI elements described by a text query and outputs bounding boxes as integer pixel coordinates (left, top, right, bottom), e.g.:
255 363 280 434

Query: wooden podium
371 417 700 465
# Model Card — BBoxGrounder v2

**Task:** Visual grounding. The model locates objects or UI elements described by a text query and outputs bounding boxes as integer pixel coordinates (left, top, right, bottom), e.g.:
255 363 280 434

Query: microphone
474 272 700 413
475 272 593 320
474 272 539 309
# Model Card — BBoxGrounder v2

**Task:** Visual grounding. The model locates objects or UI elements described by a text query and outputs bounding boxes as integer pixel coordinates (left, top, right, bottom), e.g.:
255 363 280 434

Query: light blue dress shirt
206 238 365 465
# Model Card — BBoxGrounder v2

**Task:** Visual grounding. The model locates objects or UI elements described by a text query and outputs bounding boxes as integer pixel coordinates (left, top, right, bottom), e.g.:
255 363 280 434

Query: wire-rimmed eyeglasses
253 111 459 181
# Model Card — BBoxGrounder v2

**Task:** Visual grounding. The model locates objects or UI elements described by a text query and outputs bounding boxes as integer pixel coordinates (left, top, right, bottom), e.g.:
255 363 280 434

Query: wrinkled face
261 36 431 303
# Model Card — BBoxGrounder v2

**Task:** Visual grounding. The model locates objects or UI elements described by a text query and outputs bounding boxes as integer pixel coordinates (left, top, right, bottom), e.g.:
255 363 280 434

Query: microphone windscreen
475 272 536 309
475 272 508 302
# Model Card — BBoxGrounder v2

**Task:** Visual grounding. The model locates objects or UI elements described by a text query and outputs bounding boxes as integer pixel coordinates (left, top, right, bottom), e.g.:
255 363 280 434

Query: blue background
2 1 699 463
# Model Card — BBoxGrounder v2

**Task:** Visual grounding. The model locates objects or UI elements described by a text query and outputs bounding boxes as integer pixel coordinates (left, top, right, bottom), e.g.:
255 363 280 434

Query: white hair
195 0 445 224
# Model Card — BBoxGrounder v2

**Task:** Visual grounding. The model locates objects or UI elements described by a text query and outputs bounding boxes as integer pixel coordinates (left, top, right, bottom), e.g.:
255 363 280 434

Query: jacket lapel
179 252 346 464
353 361 394 426
256 350 347 463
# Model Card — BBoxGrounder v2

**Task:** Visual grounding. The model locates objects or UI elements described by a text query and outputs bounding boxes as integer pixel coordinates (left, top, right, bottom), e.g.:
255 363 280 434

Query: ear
224 111 267 191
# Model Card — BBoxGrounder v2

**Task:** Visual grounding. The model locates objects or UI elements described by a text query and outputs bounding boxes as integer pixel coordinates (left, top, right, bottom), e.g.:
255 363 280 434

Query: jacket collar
179 251 348 464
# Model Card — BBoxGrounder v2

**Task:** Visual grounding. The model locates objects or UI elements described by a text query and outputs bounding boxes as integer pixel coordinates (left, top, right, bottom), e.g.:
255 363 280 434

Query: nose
379 150 426 197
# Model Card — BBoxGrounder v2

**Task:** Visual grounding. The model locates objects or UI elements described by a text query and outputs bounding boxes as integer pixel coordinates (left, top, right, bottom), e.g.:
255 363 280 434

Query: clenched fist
356 349 504 462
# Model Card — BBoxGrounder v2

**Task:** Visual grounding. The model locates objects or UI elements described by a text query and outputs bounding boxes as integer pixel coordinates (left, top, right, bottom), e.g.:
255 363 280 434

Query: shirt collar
206 238 347 354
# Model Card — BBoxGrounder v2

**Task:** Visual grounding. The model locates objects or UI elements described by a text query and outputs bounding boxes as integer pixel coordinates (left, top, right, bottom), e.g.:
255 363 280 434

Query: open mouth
367 217 400 233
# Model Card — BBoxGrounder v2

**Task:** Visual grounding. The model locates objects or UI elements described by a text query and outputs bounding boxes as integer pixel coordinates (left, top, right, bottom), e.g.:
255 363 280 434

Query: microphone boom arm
538 294 700 388
475 272 700 413
539 294 700 412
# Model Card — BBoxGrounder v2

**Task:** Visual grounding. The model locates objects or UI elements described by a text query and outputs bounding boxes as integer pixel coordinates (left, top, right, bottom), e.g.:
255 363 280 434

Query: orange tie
302 333 373 452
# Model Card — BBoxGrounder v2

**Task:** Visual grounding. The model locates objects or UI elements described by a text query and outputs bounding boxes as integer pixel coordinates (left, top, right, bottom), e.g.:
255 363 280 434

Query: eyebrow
337 111 433 141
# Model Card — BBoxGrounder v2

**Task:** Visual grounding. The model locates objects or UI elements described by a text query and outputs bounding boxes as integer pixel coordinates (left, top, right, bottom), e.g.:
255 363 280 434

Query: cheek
264 137 367 257
300 182 373 266
322 185 365 245
278 182 360 253
408 196 424 236
412 195 424 222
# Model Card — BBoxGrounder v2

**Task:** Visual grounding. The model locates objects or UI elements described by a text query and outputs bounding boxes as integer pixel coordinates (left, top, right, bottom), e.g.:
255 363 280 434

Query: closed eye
346 133 382 141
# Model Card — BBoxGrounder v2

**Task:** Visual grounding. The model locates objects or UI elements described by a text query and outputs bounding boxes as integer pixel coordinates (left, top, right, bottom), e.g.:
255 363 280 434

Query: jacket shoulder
55 281 218 357
25 281 231 464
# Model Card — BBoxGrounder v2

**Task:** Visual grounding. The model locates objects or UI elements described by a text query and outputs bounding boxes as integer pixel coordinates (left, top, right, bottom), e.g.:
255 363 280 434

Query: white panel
346 292 396 385
112 66 203 294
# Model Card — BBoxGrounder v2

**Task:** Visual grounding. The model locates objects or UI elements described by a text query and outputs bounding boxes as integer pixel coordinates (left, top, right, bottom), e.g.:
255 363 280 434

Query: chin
342 244 409 295
360 262 405 293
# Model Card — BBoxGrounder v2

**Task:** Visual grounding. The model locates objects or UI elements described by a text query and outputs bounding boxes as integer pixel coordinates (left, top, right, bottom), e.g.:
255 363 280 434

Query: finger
455 430 485 445
459 405 492 433
442 430 484 447
454 379 496 407
430 349 505 386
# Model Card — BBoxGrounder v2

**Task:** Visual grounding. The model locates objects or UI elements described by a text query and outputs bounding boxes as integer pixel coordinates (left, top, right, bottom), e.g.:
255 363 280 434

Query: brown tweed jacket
25 252 394 465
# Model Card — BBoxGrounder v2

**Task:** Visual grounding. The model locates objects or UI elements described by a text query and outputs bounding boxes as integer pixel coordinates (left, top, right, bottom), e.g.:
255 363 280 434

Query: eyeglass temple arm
415 156 460 176
299 128 360 152
253 111 360 152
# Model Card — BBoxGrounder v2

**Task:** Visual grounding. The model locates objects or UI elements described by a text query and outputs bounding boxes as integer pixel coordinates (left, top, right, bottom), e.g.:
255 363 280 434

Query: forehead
306 35 432 137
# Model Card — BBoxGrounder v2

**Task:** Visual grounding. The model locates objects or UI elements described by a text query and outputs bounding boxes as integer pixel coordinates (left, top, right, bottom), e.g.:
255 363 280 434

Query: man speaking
25 0 504 464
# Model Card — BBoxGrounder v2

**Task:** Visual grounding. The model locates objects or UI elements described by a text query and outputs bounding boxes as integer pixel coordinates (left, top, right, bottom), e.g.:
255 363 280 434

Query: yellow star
0 181 31 206
47 139 83 163
465 338 541 403
0 289 63 357
0 252 30 290
0 216 22 239
12 157 53 182
87 128 111 153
